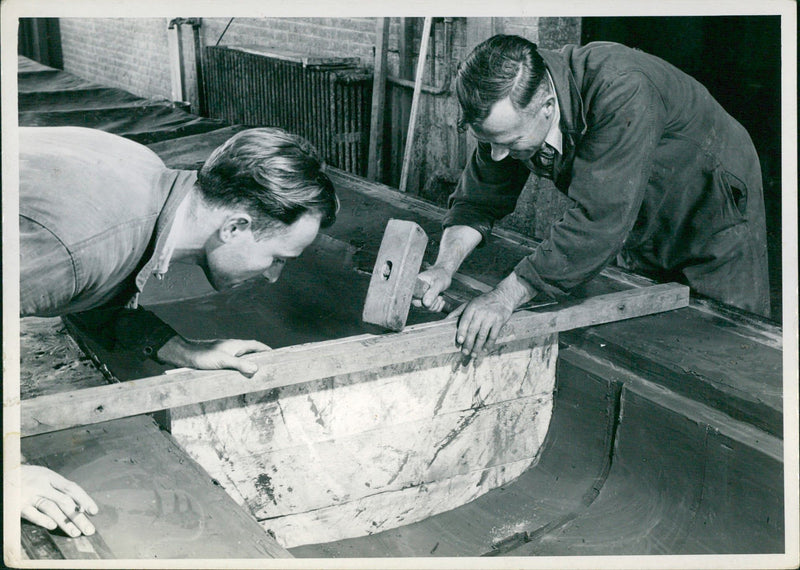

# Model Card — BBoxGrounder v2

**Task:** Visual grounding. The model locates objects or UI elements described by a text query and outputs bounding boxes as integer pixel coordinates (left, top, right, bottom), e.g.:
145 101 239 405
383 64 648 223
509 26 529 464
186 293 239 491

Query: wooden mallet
362 219 454 331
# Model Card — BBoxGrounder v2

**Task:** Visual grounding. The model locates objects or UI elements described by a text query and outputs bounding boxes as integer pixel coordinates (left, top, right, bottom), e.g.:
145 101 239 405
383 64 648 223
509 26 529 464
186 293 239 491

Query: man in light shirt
20 126 338 537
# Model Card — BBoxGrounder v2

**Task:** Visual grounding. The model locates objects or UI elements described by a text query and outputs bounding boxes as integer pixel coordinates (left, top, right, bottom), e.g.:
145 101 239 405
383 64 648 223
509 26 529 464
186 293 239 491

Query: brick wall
59 18 173 100
200 18 377 64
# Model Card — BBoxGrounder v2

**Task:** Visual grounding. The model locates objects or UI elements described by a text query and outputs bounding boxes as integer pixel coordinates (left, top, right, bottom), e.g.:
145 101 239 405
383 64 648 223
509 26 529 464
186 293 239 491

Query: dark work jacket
19 126 196 358
444 42 767 310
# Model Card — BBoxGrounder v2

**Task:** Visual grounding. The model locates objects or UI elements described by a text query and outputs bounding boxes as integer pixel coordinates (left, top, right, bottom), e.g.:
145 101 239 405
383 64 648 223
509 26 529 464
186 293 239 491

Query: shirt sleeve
19 216 77 317
442 141 531 246
514 71 666 297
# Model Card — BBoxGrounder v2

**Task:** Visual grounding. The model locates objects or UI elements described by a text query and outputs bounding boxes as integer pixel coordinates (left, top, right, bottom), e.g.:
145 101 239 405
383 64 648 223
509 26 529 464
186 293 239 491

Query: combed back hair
456 35 548 128
198 127 338 234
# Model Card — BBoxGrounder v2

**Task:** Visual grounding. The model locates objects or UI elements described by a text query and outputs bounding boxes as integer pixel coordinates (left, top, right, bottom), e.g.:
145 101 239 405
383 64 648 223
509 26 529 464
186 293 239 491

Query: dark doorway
18 18 64 69
582 16 782 322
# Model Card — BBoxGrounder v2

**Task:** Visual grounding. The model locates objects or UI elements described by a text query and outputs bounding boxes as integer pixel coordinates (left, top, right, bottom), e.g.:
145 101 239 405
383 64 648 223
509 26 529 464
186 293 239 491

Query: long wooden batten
21 283 689 437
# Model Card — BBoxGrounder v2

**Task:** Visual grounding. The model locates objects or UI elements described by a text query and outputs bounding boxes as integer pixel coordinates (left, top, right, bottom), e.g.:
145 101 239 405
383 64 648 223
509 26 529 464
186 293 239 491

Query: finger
35 499 82 537
54 479 98 516
485 322 502 353
430 297 445 313
21 505 57 531
471 321 493 357
456 308 476 352
230 340 271 356
68 512 96 536
411 298 423 308
460 317 483 355
422 285 442 309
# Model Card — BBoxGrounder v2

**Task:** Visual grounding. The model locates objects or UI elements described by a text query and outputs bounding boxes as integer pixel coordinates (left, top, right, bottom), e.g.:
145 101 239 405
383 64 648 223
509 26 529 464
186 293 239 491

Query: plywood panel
169 334 558 547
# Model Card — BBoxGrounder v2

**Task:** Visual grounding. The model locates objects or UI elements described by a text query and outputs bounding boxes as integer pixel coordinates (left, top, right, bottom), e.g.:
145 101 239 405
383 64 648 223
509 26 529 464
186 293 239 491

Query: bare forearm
432 225 483 275
495 271 537 310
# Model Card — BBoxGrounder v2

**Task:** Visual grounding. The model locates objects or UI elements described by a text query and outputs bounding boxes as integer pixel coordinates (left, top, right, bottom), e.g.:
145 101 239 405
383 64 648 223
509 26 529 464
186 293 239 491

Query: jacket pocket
715 167 749 221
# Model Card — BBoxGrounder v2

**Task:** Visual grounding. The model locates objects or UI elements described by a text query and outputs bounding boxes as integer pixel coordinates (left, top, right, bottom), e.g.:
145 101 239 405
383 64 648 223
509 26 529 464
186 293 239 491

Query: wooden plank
367 17 389 181
20 415 291 559
167 25 185 103
21 283 689 437
399 16 432 192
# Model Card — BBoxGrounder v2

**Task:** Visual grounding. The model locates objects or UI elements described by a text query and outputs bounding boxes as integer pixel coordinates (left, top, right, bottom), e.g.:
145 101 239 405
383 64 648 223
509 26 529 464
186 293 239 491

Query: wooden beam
367 17 390 181
399 16 432 192
21 283 689 437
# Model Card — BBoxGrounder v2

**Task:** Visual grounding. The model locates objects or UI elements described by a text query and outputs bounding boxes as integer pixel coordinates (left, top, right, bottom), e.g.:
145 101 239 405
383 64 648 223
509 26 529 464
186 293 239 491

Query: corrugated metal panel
204 45 372 176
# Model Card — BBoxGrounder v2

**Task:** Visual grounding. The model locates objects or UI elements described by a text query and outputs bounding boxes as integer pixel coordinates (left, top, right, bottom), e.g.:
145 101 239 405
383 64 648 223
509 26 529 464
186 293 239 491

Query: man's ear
540 94 556 119
218 214 252 242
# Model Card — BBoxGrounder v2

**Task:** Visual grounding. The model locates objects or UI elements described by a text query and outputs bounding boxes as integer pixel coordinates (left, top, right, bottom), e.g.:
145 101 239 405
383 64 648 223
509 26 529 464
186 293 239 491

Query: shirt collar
135 169 198 289
544 70 562 154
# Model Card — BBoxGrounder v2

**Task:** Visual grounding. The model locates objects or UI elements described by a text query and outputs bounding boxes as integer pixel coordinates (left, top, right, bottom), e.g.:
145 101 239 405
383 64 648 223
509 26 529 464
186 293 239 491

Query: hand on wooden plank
21 465 98 537
156 336 271 377
449 272 538 358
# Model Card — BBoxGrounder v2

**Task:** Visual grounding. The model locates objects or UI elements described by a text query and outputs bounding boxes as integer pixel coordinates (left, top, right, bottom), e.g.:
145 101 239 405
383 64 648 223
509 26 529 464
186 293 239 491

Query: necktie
532 144 557 178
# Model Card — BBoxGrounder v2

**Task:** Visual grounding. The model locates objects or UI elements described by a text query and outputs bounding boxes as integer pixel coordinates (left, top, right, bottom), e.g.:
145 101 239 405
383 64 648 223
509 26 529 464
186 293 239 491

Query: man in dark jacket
417 35 770 357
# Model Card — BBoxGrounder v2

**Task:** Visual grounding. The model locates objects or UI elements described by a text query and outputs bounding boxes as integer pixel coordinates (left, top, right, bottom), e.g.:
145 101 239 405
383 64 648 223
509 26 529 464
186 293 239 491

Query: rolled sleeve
443 141 531 246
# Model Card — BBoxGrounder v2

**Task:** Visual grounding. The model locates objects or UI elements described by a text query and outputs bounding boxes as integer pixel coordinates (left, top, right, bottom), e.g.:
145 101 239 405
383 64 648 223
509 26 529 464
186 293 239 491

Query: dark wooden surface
21 416 290 560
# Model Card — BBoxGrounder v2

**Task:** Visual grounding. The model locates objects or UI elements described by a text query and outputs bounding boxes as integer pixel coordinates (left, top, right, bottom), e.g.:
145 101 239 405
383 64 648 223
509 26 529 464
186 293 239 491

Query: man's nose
490 144 510 162
262 259 286 283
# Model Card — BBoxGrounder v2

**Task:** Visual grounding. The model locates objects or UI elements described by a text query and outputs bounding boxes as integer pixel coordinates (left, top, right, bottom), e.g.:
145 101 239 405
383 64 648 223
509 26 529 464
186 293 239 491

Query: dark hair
198 127 338 234
456 35 548 127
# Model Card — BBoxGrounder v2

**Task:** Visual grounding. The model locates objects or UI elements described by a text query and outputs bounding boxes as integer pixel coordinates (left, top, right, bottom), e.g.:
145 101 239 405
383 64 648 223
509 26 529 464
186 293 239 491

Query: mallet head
362 219 428 331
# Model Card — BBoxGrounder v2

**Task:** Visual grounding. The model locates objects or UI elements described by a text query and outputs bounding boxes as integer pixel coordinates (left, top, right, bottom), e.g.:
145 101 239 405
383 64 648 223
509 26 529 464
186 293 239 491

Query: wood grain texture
19 317 109 399
562 305 783 436
21 283 688 437
21 416 290 559
170 334 557 547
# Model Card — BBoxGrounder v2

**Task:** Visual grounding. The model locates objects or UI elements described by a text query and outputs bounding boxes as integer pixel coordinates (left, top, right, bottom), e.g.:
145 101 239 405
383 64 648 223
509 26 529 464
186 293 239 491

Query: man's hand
449 271 536 357
157 336 271 376
412 225 483 313
412 266 453 312
21 465 98 537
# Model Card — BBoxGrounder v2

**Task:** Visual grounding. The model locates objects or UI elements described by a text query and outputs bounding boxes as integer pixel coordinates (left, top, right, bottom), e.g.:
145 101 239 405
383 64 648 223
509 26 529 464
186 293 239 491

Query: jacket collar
539 48 587 140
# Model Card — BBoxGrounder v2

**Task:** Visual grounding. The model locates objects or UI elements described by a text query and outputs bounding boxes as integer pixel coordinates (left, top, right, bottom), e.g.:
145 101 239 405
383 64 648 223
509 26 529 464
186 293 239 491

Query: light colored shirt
20 126 195 316
543 70 562 154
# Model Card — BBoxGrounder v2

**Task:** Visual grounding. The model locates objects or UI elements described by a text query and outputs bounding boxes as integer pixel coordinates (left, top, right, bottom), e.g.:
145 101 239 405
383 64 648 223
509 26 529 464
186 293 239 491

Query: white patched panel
170 333 557 547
